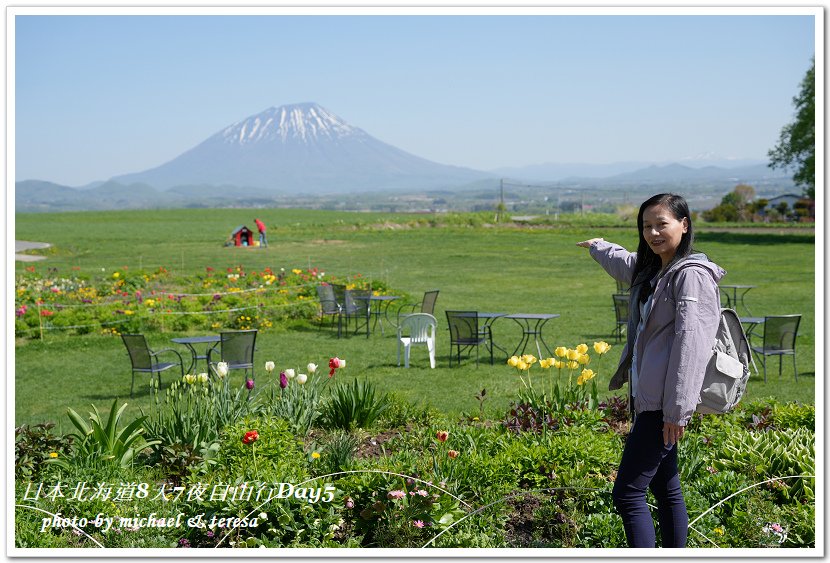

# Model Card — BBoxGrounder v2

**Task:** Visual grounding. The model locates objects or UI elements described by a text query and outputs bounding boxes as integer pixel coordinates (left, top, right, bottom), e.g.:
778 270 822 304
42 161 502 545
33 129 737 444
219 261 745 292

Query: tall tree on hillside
768 58 815 199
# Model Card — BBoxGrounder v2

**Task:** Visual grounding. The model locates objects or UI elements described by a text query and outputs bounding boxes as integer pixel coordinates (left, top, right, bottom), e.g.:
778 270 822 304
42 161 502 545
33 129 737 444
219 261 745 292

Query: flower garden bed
14 265 393 339
14 353 815 550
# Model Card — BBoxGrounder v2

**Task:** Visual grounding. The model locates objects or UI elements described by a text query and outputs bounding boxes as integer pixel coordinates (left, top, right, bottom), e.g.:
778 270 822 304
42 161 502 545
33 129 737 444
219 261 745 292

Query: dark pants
612 410 688 548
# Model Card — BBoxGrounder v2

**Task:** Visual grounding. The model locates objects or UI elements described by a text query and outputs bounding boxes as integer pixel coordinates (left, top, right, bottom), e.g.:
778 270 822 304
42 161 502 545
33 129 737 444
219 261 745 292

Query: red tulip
329 357 345 377
242 430 259 444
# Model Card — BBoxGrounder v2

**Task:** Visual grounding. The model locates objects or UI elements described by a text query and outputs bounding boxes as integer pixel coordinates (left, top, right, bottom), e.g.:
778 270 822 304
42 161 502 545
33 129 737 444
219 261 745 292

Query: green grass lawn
14 209 816 430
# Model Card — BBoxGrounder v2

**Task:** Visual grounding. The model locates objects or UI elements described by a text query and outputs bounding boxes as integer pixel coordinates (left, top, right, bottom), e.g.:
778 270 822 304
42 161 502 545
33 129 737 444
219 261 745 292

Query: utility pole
496 178 505 223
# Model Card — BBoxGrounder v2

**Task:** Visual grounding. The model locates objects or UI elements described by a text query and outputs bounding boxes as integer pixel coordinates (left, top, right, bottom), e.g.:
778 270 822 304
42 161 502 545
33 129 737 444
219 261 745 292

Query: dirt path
15 240 51 262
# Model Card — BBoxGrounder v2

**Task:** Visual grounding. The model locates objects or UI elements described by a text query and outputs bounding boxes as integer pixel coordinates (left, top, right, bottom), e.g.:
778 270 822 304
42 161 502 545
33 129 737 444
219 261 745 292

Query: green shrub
14 423 74 480
56 399 157 469
772 402 815 430
712 427 814 501
211 415 307 483
317 430 360 475
322 379 390 430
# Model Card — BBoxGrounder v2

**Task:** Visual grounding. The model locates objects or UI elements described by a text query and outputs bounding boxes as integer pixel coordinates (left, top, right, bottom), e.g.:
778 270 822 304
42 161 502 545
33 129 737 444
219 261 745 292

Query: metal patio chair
394 290 440 327
316 284 342 336
121 334 184 397
446 310 489 367
207 329 258 381
612 293 630 343
751 314 802 382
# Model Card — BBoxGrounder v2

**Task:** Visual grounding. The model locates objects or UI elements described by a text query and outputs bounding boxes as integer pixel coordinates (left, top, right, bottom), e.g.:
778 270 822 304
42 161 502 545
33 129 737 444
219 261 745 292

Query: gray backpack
696 308 754 414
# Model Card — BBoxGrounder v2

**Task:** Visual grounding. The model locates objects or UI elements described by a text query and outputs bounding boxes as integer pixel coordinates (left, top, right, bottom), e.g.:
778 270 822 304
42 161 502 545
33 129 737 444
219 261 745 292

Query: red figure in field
254 218 267 248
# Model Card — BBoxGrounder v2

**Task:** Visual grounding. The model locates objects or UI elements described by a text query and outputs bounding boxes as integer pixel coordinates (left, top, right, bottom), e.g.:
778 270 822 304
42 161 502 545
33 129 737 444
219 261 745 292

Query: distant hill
491 160 791 185
110 102 494 194
15 103 796 212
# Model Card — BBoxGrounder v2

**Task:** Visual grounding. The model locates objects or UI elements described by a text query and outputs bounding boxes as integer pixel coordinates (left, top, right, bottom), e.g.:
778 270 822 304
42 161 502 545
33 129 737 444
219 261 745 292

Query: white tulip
307 363 318 374
284 368 296 379
197 372 208 384
265 361 276 373
296 373 308 385
216 362 229 378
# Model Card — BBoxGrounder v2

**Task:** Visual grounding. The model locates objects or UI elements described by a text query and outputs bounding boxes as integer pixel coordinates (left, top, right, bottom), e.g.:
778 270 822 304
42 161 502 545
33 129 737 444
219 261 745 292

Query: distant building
766 193 803 209
760 193 814 221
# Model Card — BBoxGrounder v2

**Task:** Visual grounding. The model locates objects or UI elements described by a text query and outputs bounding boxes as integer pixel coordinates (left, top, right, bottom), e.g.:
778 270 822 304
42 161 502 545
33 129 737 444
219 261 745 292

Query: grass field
14 208 817 430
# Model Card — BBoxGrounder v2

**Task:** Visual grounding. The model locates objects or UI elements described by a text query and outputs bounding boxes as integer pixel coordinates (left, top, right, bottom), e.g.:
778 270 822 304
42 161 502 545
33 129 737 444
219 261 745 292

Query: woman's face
642 203 688 266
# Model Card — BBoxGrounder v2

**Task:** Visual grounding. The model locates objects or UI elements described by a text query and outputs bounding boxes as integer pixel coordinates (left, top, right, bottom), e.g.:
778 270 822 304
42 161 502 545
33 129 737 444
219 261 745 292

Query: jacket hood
665 252 727 284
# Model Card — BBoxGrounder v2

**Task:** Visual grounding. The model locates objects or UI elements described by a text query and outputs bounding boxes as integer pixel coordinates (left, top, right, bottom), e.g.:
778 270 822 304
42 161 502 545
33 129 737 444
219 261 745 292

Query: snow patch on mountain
220 102 363 145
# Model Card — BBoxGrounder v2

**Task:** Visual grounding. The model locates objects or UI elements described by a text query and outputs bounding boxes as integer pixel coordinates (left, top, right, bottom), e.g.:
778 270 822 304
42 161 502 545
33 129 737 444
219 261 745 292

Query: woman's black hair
631 193 695 302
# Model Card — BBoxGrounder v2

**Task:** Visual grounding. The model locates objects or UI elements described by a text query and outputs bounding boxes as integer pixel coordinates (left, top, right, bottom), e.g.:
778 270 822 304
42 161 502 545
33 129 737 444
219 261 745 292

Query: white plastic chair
397 313 437 369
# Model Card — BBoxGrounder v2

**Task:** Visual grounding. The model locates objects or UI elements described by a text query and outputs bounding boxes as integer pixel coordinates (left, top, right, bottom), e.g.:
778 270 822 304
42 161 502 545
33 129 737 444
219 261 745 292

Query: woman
576 193 724 548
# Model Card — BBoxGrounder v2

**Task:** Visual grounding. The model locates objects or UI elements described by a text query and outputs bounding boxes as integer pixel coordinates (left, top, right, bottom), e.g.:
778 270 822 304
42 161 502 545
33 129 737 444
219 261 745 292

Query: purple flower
345 497 355 509
279 372 288 389
246 379 255 390
177 538 191 548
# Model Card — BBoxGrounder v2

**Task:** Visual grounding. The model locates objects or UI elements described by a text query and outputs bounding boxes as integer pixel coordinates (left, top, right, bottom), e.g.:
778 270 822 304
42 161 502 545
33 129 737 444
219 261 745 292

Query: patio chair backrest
446 311 480 344
420 290 440 315
121 334 153 370
616 279 630 293
344 289 370 315
331 284 346 309
613 293 630 324
317 284 340 315
219 330 257 365
762 315 801 352
400 313 437 344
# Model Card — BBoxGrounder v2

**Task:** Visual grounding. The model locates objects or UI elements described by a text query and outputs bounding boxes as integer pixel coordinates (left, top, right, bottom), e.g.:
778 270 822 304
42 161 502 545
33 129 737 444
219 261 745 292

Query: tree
703 184 755 223
768 58 815 199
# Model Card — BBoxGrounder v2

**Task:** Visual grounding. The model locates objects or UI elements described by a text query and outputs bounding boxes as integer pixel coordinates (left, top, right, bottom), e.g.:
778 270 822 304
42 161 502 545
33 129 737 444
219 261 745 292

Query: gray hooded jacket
589 240 725 426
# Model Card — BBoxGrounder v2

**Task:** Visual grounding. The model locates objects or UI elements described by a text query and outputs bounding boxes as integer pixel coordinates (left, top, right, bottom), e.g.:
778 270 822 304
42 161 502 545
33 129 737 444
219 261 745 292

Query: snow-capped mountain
111 103 493 193
221 103 360 145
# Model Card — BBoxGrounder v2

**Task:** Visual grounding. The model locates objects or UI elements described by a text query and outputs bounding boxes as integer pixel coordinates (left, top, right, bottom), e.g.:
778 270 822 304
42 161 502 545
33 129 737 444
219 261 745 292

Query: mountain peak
220 102 362 146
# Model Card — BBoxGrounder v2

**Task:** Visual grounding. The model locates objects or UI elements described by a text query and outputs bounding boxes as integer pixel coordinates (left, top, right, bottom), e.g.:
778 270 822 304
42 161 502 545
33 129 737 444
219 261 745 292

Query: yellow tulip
539 358 553 369
567 360 579 370
566 349 580 361
507 356 520 367
576 343 589 355
593 341 612 355
521 354 537 365
578 354 591 365
554 359 564 369
554 346 568 358
581 368 595 382
517 360 529 371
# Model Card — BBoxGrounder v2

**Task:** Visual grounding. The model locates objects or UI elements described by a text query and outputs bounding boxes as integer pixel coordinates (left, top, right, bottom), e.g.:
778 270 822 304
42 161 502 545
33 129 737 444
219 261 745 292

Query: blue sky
13 10 817 186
